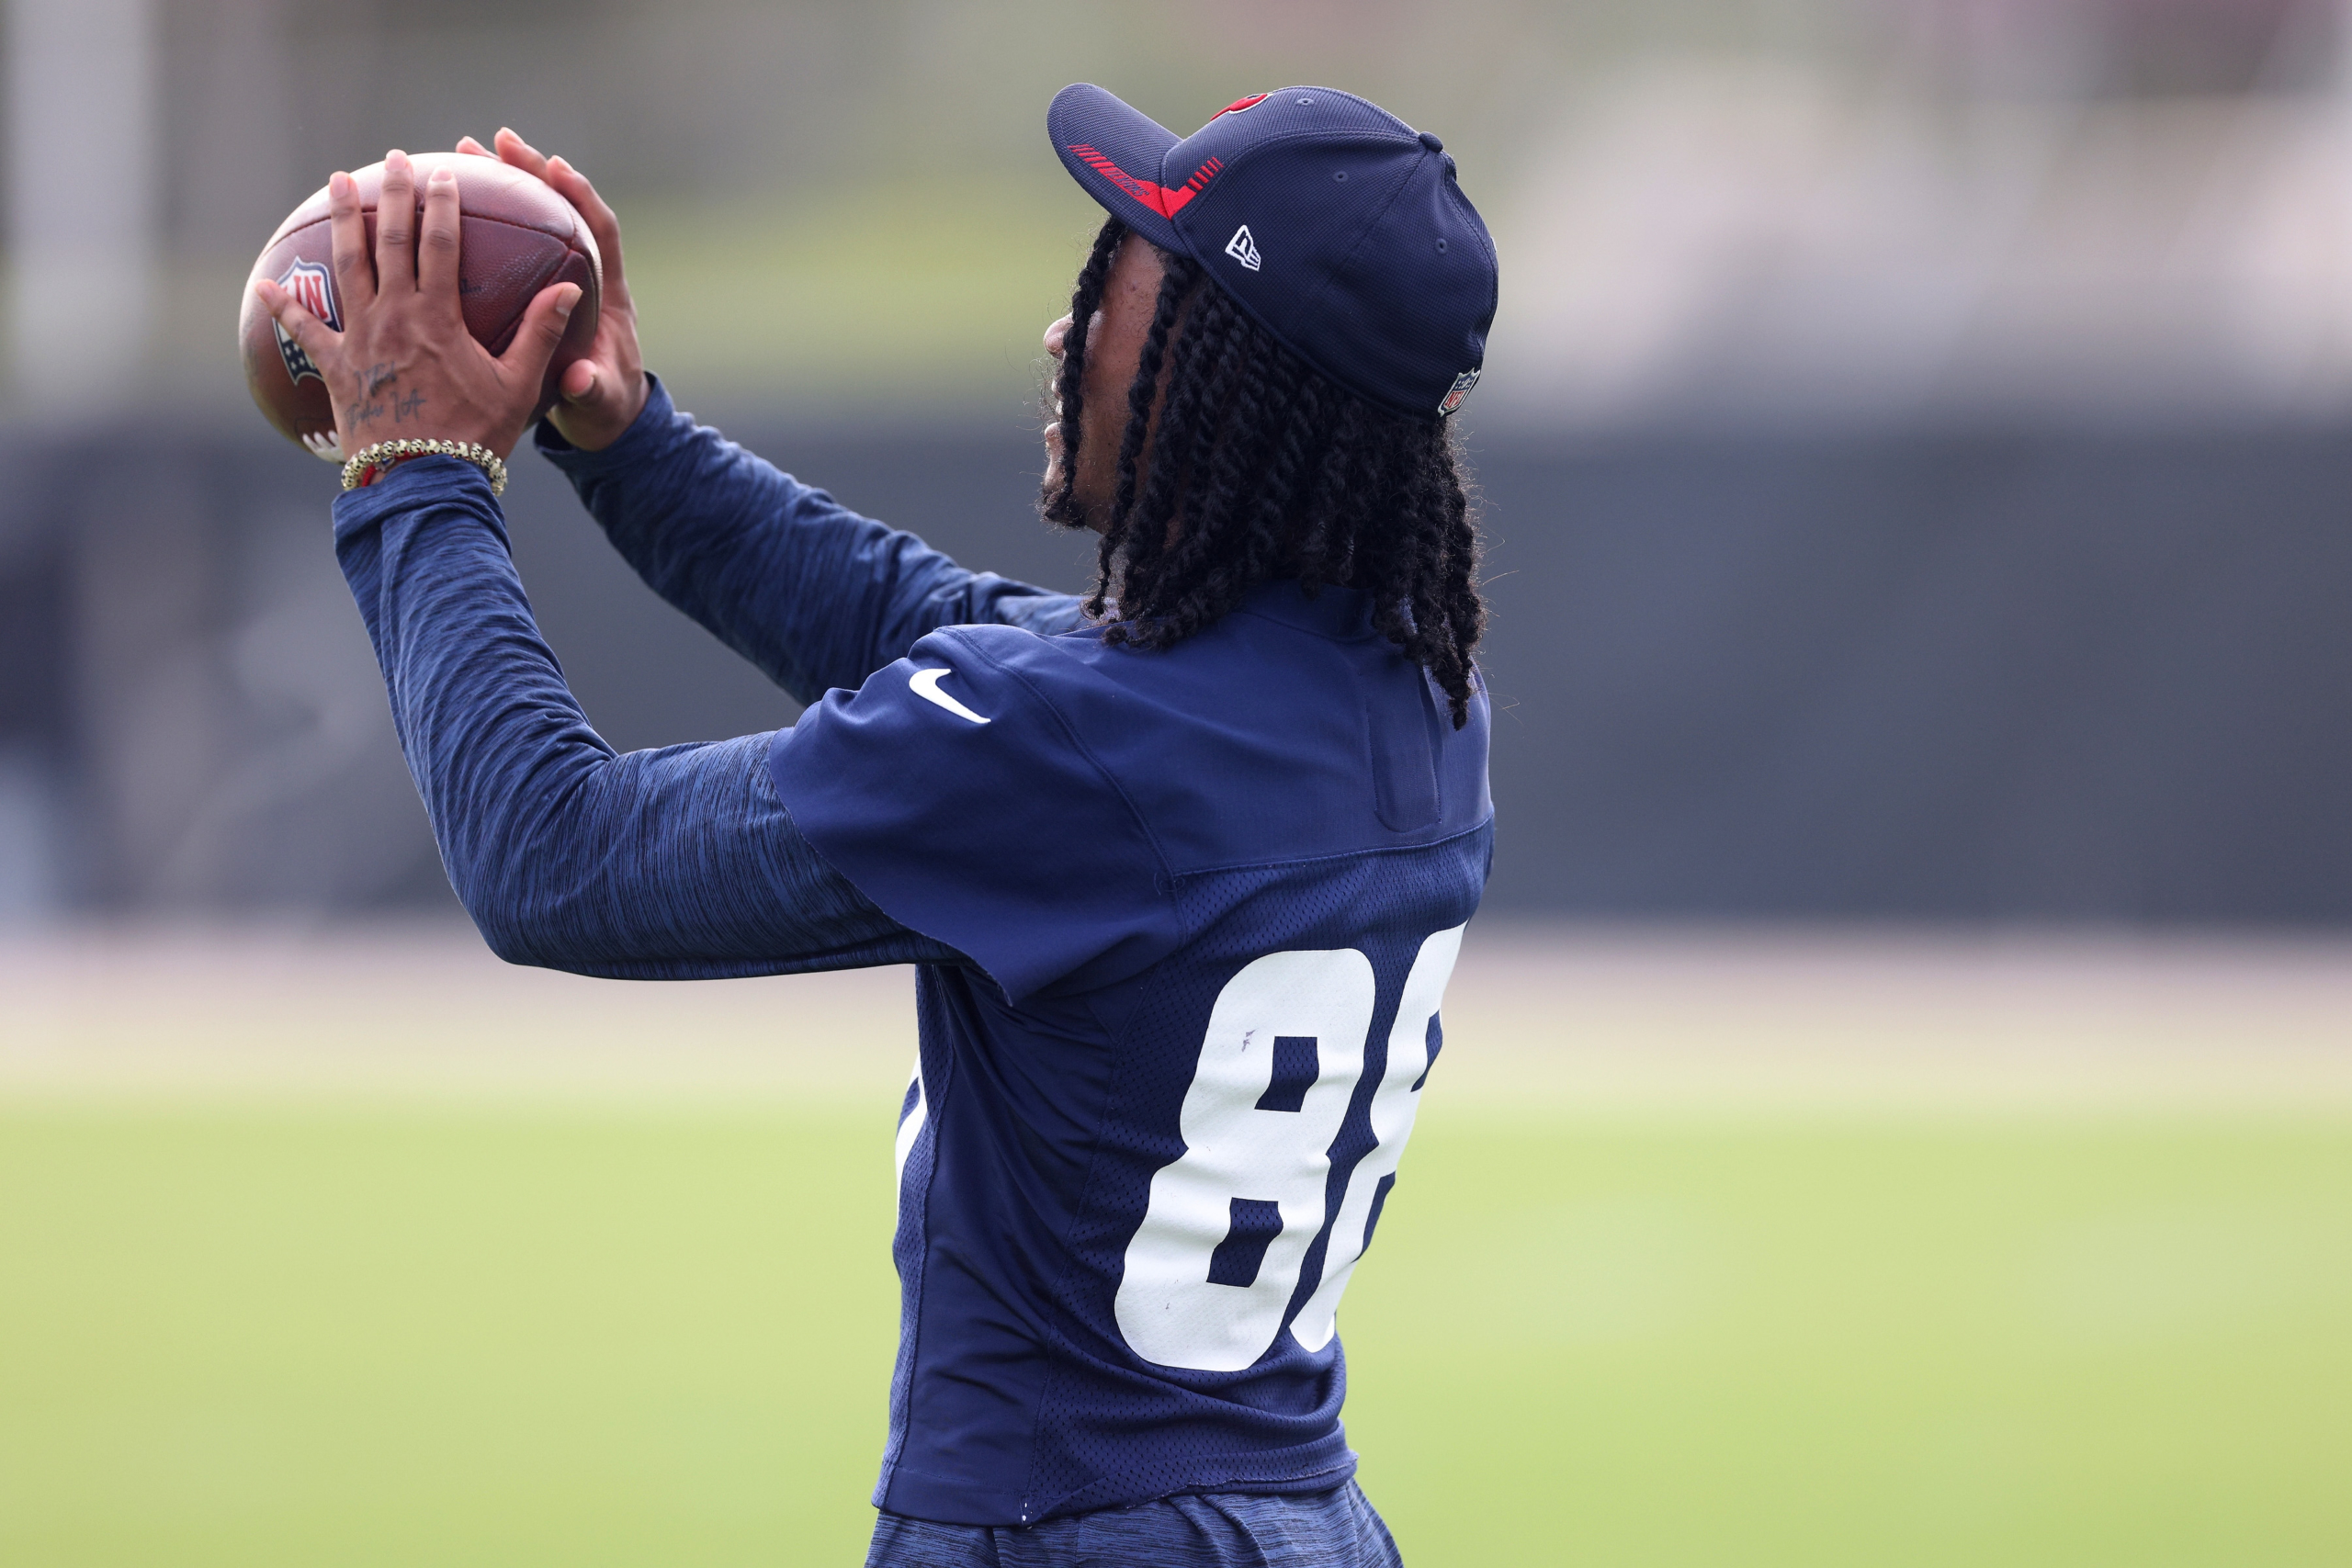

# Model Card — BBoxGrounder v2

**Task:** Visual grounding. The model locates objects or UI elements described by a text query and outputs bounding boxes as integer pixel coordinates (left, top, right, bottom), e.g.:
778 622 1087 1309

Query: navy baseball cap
1049 84 1498 422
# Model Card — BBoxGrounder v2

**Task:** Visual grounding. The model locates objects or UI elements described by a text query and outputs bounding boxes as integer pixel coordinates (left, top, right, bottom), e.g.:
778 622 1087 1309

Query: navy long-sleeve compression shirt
329 379 1081 979
536 377 1081 705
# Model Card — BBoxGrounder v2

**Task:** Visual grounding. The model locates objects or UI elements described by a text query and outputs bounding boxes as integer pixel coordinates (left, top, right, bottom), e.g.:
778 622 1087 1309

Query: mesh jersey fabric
768 579 1492 1526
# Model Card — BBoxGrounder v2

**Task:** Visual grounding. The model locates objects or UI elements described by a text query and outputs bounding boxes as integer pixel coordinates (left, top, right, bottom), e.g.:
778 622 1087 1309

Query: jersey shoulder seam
937 626 1186 898
1163 813 1495 885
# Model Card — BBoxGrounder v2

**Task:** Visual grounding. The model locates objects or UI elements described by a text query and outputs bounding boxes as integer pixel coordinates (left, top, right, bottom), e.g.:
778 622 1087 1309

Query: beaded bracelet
340 437 509 497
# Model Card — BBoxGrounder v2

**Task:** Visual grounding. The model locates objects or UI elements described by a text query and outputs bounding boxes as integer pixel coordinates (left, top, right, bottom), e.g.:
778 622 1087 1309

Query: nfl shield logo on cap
1438 367 1480 417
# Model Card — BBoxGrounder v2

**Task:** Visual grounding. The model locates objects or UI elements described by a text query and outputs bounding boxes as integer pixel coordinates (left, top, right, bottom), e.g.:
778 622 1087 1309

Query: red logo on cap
1067 146 1225 220
1215 94 1269 118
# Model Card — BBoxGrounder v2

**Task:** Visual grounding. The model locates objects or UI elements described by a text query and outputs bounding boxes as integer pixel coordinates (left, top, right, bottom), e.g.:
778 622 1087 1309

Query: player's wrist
341 437 509 495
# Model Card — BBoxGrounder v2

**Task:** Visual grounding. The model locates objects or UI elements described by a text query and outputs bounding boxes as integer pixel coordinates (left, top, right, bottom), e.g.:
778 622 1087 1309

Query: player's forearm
332 457 961 979
451 730 962 979
535 375 1081 705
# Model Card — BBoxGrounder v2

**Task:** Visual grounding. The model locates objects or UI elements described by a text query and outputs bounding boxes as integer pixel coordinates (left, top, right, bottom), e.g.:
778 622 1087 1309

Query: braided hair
1042 216 1486 728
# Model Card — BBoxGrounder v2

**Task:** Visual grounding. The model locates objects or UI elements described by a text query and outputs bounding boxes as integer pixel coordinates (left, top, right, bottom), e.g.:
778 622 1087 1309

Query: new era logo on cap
1049 83 1498 423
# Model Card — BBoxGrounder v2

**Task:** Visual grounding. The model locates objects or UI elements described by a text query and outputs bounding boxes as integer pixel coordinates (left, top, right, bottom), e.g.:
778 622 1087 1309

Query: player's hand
458 128 648 451
254 151 582 464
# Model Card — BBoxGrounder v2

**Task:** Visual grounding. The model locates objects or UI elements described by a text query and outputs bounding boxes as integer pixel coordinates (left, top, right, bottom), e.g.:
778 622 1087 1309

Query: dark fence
4 409 2347 921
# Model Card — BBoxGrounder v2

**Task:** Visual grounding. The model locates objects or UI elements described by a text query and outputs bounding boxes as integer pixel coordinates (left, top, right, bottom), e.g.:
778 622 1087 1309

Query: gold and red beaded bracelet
340 438 509 497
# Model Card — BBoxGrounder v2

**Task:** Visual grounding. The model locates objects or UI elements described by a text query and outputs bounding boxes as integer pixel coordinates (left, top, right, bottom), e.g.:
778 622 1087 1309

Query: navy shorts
864 1482 1405 1567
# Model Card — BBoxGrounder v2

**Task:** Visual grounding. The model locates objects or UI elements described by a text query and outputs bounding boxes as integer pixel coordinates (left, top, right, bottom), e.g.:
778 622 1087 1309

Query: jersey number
1114 926 1464 1372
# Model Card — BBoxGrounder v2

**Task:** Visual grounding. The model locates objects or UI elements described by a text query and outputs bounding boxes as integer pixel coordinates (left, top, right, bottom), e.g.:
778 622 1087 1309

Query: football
238 151 602 460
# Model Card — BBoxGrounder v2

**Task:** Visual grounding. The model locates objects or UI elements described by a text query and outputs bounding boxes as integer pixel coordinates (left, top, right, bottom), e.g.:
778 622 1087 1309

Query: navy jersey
769 579 1492 1526
327 383 1494 1533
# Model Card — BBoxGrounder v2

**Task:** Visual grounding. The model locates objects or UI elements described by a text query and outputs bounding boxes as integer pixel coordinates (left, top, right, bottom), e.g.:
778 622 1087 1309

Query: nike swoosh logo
909 666 990 725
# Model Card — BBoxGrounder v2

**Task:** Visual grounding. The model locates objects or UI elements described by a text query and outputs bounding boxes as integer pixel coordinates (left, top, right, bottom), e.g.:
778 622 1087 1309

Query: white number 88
1114 927 1464 1372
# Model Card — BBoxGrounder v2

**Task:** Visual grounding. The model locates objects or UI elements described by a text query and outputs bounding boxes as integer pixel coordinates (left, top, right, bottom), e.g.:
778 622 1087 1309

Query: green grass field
6 1102 2348 1567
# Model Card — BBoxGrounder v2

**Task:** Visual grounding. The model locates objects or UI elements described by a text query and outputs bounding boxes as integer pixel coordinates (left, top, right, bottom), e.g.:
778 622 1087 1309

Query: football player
257 83 1497 1568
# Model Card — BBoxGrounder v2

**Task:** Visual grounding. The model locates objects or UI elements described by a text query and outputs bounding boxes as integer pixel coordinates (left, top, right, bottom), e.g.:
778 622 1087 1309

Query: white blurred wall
1484 0 2352 426
6 0 156 414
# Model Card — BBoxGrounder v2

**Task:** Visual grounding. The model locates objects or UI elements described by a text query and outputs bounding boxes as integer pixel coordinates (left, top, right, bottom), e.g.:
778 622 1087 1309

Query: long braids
1041 220 1125 532
1046 216 1486 728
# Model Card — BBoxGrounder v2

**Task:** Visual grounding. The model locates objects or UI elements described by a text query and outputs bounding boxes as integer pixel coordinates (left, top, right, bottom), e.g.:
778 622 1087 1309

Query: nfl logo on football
272 258 340 386
277 258 341 331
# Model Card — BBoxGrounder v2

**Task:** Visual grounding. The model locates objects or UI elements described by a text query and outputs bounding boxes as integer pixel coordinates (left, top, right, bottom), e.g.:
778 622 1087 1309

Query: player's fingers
254 277 341 366
498 281 582 382
492 127 552 180
325 170 374 310
543 155 629 305
455 135 493 159
559 355 599 404
416 164 463 317
375 149 417 295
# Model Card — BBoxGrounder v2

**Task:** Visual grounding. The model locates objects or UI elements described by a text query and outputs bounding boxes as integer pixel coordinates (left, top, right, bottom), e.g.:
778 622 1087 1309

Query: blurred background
2 0 2350 919
2 3 2348 1566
